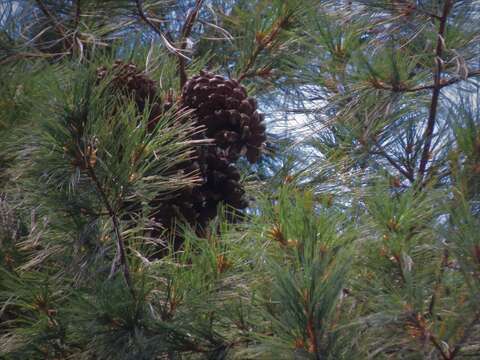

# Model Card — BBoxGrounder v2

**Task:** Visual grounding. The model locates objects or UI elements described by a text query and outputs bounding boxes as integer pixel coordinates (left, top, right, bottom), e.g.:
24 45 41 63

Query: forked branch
136 0 204 89
136 0 190 61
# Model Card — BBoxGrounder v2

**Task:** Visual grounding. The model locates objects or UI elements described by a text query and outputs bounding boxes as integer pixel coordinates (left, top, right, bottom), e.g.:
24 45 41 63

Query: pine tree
284 1 480 358
1 0 480 359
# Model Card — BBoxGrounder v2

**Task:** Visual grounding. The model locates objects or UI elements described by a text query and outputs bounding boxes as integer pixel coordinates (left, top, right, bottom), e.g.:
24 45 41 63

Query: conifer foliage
1 0 480 359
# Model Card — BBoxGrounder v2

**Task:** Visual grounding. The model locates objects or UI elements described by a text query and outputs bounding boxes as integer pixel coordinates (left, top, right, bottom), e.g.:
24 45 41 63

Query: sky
0 1 19 26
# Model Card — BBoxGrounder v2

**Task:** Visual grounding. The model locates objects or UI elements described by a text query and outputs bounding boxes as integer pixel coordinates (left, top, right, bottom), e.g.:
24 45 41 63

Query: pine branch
177 0 204 88
372 145 414 182
370 69 480 93
427 249 449 317
237 12 293 82
448 311 480 359
417 0 454 181
135 0 191 67
34 0 68 37
74 0 82 29
86 165 135 298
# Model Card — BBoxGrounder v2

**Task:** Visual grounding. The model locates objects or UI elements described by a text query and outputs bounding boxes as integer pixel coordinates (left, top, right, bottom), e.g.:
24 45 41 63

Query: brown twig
86 166 135 298
371 137 415 182
306 314 319 356
135 0 165 39
371 69 480 93
35 0 67 36
430 333 450 360
372 148 415 182
448 311 480 359
74 0 82 29
392 253 407 284
237 12 293 82
417 0 454 181
409 312 450 360
416 6 442 20
136 0 203 88
427 249 449 317
35 0 78 54
0 52 64 66
177 0 204 88
135 0 190 62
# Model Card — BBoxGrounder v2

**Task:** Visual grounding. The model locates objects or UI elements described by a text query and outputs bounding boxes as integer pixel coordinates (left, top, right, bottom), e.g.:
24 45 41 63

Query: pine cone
198 147 248 218
181 70 267 163
151 147 248 231
95 65 265 252
96 60 163 130
96 61 206 227
204 148 247 207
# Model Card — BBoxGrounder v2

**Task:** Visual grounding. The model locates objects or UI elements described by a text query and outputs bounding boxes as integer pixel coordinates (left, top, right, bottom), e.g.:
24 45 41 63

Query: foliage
1 0 480 359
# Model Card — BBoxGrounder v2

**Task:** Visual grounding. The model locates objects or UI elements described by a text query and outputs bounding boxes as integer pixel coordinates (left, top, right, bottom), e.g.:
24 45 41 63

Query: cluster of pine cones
96 61 266 235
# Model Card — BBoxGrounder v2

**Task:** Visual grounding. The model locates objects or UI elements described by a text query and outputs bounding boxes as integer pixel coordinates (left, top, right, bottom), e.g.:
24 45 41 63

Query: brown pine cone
95 65 265 252
96 60 163 130
203 147 248 208
181 70 266 163
152 147 248 231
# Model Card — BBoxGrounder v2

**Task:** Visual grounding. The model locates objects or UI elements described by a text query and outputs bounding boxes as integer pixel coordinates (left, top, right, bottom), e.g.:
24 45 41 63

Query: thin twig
416 6 442 20
448 311 480 359
306 313 319 357
371 69 480 93
237 12 293 82
430 333 450 360
417 0 453 181
409 312 450 360
74 0 82 29
392 253 407 284
177 0 204 88
35 0 77 54
35 0 67 36
0 52 64 66
86 166 135 298
372 147 414 182
135 0 190 62
427 249 449 317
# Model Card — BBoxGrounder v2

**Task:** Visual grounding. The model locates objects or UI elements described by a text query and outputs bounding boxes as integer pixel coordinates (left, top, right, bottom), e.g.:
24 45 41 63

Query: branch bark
177 0 204 88
417 0 454 181
86 166 135 298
